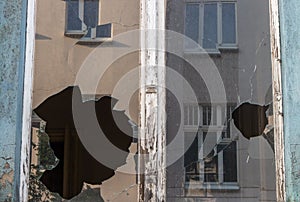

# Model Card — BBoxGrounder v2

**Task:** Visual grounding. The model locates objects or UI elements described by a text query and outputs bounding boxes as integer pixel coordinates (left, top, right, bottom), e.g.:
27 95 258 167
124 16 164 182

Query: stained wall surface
0 0 28 201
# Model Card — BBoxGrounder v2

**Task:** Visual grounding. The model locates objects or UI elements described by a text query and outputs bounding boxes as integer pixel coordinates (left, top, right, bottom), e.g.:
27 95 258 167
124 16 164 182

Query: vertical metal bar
140 0 166 201
269 0 285 201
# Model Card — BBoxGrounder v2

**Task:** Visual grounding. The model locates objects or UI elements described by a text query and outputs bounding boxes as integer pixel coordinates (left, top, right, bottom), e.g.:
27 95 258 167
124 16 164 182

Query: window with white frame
184 1 237 52
184 104 238 188
65 0 112 40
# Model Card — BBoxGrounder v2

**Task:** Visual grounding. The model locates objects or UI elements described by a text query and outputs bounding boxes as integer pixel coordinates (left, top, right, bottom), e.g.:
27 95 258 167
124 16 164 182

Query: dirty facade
1 0 300 201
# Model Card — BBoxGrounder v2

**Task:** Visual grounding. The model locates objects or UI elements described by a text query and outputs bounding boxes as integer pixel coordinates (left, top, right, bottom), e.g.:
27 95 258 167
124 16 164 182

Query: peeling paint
140 0 166 200
0 0 32 200
279 0 300 199
269 0 286 200
0 170 14 188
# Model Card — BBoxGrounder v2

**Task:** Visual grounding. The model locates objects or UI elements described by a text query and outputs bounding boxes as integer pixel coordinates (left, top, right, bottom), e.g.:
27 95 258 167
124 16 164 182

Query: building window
65 0 112 41
184 104 238 189
185 1 237 52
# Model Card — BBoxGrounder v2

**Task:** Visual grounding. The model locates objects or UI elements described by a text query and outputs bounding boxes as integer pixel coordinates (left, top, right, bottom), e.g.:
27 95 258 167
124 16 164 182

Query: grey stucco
0 0 28 201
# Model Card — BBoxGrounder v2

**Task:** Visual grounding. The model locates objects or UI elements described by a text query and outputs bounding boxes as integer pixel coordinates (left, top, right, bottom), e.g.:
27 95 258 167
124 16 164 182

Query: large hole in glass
29 86 136 200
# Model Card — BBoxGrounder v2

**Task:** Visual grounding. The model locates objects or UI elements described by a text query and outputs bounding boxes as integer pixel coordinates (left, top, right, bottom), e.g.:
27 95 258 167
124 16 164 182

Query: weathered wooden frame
269 0 285 201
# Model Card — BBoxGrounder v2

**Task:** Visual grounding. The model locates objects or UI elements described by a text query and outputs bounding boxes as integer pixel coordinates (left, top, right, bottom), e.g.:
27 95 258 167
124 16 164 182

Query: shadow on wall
30 86 135 200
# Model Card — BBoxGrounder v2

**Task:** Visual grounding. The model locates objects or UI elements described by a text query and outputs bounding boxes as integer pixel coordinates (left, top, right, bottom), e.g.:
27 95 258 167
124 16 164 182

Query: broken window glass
30 0 276 200
30 0 140 200
166 0 275 200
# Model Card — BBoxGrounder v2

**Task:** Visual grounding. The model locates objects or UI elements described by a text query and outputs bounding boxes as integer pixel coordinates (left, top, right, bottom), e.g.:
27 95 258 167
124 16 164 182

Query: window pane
207 106 211 125
66 0 82 31
184 105 188 125
202 106 212 125
223 141 237 182
184 133 199 181
194 105 199 125
203 3 218 49
84 0 99 28
222 3 236 44
204 155 218 182
96 23 112 38
189 105 193 125
203 132 218 182
185 4 199 43
212 105 217 125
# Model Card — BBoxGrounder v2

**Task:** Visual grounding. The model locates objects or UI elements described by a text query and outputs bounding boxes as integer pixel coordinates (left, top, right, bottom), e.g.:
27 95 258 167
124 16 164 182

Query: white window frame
65 0 88 35
65 0 102 33
78 0 88 31
184 103 239 190
65 0 112 42
184 0 238 54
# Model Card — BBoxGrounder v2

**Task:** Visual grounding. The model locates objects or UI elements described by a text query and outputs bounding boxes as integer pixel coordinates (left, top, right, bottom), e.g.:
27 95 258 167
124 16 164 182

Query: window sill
77 37 113 45
65 30 86 38
185 182 240 190
184 46 239 56
184 49 221 56
218 45 239 53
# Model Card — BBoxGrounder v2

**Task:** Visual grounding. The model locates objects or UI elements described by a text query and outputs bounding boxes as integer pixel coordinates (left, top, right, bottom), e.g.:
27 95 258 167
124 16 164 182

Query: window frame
183 103 239 190
65 0 112 42
18 0 285 200
65 0 88 35
184 0 238 53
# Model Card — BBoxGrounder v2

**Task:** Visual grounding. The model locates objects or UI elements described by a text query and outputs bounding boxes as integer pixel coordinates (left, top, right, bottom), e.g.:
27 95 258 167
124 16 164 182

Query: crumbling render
0 170 14 188
0 158 14 202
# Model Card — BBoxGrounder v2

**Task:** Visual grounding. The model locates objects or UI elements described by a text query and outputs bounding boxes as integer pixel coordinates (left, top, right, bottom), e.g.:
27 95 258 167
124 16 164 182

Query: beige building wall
33 0 140 110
